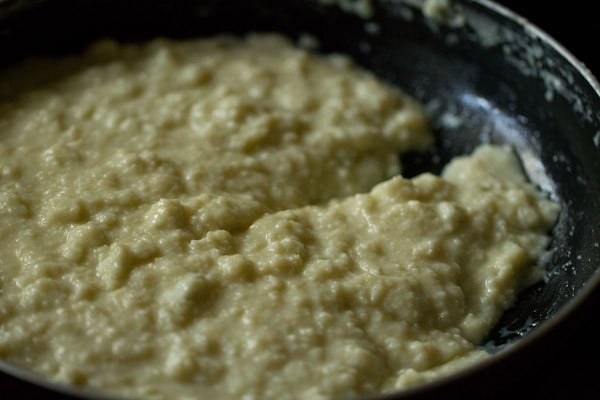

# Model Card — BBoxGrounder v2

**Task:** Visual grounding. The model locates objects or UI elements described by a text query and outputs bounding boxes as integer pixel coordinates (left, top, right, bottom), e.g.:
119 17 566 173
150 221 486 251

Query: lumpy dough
0 35 558 400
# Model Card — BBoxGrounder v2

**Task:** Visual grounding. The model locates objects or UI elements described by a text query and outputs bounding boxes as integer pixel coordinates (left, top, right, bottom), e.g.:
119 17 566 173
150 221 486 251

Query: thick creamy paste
0 35 558 400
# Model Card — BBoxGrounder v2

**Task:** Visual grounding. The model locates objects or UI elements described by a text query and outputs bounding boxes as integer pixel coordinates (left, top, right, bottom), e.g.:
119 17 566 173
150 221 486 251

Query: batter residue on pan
0 35 558 399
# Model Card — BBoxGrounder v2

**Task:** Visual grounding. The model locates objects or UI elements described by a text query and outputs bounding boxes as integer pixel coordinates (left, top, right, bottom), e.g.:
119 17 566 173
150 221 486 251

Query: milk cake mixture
0 35 559 399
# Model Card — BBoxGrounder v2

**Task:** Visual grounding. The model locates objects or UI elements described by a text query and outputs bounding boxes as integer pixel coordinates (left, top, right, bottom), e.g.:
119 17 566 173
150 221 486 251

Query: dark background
488 1 600 399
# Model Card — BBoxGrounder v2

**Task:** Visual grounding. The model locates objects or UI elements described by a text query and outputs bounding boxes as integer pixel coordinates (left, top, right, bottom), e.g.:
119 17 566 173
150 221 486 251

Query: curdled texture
0 35 558 400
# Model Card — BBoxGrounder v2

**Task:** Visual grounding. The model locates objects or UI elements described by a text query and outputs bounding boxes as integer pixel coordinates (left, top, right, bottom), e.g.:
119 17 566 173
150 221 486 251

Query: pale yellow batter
0 35 558 400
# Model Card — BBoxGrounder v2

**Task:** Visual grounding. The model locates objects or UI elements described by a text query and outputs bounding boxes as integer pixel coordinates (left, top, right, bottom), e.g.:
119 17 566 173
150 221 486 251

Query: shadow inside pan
0 0 599 397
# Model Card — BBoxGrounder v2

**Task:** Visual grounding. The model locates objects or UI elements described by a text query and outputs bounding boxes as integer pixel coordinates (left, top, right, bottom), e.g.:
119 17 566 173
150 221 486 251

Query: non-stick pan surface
0 0 598 398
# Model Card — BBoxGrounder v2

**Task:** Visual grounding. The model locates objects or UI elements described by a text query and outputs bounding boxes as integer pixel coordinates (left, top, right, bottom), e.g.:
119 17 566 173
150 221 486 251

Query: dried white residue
316 0 374 18
425 98 465 130
316 0 599 123
317 0 462 26
439 111 463 129
542 71 564 102
422 0 449 19
297 33 320 50
317 0 459 23
594 131 600 148
382 0 465 26
396 5 414 21
497 316 538 340
462 9 500 47
423 0 465 26
364 21 381 35
402 0 588 114
518 147 557 199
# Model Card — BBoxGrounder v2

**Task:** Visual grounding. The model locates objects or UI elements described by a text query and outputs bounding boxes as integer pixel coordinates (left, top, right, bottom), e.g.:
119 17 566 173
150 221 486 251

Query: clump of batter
0 35 558 400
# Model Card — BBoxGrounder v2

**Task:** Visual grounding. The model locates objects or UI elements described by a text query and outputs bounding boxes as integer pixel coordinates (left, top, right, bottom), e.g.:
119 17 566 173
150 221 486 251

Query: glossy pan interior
0 0 598 398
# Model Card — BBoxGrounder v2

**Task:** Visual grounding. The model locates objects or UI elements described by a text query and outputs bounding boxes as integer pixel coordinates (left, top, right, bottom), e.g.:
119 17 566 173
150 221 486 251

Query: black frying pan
0 1 598 399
